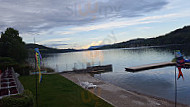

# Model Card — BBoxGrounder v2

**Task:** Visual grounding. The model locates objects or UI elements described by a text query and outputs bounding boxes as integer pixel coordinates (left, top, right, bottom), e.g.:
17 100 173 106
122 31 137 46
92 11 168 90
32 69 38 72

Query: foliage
43 67 55 73
1 90 34 107
100 26 190 49
13 63 33 76
0 57 32 75
26 44 78 55
0 57 17 71
171 58 176 62
19 74 113 107
0 28 28 62
0 57 16 63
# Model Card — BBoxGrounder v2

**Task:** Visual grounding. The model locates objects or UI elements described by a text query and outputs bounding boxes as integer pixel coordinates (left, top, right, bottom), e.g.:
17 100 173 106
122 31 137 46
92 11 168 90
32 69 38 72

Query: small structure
0 68 24 99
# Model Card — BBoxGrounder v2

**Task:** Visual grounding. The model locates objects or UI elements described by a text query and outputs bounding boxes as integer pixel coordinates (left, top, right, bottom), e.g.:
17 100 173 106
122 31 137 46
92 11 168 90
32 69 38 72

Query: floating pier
125 62 190 72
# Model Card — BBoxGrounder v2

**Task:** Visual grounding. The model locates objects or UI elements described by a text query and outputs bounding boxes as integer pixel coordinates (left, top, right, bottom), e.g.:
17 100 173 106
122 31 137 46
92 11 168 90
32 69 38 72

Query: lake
32 46 190 105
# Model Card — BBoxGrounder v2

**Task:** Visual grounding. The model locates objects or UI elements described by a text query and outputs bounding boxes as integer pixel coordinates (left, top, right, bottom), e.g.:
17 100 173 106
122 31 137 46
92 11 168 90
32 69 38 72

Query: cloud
63 13 178 33
82 41 103 49
39 38 70 48
55 31 76 35
44 43 68 47
40 38 71 44
0 0 168 34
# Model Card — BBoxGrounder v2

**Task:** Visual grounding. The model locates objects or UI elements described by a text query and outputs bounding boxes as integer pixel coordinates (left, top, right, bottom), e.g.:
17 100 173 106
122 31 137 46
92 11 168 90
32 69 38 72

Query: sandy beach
61 72 189 107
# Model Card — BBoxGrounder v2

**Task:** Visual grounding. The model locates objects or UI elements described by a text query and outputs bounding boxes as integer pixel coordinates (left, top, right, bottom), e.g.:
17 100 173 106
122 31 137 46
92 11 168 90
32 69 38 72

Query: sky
0 0 190 49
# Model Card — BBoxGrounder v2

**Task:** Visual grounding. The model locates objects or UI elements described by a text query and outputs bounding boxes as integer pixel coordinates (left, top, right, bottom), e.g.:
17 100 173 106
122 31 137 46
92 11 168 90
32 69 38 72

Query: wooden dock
60 64 112 74
125 62 190 72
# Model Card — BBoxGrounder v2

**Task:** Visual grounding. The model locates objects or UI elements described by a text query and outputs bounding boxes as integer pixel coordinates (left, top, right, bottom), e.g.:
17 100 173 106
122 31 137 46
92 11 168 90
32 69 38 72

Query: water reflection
28 45 190 105
82 50 104 66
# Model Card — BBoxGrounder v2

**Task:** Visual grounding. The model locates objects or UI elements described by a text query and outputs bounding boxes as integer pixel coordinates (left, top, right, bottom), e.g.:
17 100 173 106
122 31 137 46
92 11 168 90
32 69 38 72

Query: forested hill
99 26 190 49
26 44 79 53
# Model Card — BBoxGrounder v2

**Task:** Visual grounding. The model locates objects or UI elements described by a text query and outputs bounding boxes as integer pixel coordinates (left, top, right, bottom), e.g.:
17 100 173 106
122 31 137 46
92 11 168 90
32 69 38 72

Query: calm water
32 47 190 105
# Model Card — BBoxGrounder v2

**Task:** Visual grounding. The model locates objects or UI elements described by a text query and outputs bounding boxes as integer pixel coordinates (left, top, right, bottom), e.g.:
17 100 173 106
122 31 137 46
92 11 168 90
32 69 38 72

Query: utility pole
34 37 38 107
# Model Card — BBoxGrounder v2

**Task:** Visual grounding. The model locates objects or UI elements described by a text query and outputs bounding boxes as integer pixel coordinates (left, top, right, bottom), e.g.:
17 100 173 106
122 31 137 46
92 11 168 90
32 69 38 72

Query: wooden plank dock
60 64 112 74
125 62 190 72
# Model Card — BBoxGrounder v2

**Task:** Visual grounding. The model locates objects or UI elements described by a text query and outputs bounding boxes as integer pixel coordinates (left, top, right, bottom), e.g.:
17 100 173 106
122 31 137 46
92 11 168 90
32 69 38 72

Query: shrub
1 90 34 107
0 57 17 71
14 64 32 76
44 67 55 73
0 57 32 75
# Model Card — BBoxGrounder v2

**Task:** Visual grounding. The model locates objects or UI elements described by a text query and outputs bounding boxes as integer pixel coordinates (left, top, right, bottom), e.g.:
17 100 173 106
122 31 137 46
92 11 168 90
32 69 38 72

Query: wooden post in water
56 64 58 72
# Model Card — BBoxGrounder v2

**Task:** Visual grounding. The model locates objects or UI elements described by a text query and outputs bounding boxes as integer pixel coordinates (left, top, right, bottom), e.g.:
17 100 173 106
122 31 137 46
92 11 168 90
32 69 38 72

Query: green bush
0 57 32 75
14 64 32 76
1 90 34 107
43 67 55 73
171 58 176 62
0 57 17 71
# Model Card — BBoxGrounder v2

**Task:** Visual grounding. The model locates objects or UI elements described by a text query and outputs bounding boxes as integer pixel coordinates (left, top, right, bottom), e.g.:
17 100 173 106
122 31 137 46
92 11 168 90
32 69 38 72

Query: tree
0 28 28 62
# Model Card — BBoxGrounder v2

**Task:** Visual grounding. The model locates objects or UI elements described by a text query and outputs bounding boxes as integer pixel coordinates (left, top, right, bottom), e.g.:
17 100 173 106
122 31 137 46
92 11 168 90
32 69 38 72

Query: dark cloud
0 0 168 33
44 43 68 47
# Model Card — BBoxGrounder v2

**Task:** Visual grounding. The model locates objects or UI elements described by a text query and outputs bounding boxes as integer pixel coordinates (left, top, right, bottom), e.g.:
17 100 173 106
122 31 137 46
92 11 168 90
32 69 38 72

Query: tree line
0 28 28 62
99 26 190 49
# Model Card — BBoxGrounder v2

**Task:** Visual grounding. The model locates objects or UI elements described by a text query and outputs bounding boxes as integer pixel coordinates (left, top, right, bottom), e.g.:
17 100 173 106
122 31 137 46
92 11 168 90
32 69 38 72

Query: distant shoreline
33 44 183 55
96 44 183 50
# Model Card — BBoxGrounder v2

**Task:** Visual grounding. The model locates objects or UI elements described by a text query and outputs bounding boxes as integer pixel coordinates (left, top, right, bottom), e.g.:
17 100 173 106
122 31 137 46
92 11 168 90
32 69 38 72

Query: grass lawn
19 74 113 107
